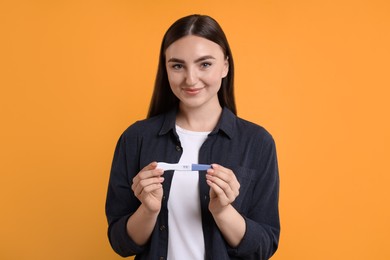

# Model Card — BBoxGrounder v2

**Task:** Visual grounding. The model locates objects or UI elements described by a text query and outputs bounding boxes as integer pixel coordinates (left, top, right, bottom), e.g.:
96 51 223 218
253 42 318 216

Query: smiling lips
182 87 204 95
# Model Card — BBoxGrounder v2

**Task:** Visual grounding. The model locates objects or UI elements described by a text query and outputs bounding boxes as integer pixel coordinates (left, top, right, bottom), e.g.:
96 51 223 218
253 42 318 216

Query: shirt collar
159 108 177 136
158 107 236 139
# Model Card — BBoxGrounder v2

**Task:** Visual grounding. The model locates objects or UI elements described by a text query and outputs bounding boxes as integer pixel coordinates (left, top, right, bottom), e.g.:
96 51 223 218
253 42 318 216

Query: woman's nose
185 68 198 86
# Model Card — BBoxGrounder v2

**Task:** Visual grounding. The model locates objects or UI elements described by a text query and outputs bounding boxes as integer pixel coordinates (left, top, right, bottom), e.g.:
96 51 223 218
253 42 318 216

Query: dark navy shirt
105 107 280 259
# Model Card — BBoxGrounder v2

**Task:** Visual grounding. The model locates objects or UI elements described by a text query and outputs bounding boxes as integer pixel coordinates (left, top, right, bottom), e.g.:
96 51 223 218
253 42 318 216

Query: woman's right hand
131 162 164 213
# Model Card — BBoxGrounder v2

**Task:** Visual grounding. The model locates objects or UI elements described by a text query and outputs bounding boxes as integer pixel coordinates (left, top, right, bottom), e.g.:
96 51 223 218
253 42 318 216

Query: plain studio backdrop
0 0 389 259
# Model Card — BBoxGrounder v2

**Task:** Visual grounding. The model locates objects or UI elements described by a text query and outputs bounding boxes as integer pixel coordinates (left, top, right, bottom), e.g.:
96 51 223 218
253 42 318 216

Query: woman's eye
201 62 212 68
172 64 183 70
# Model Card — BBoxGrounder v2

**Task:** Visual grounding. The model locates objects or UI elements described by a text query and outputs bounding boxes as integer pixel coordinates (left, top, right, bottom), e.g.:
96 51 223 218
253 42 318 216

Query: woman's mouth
182 87 204 95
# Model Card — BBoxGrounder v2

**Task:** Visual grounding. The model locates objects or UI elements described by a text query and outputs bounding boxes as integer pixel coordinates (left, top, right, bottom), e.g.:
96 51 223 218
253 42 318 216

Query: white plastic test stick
156 162 211 171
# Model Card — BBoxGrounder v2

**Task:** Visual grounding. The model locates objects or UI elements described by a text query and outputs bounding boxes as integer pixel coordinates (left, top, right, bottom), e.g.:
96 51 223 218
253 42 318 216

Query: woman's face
165 35 229 112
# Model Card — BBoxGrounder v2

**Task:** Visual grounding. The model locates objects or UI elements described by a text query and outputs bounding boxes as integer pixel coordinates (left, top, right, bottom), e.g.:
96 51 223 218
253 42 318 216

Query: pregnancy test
157 162 212 171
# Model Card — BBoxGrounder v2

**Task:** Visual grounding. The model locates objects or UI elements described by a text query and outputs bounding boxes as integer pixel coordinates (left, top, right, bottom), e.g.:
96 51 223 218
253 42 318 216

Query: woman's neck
176 104 222 132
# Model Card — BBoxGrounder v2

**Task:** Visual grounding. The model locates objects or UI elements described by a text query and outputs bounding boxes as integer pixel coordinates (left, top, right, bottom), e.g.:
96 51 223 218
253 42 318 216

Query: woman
105 14 280 259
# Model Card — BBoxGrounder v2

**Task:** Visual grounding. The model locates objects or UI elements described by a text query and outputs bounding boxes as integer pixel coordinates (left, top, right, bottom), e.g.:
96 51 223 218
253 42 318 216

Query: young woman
105 14 280 259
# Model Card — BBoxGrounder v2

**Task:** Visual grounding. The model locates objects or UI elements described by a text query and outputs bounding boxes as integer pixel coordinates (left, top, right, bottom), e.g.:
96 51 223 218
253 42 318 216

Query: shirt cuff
109 214 146 256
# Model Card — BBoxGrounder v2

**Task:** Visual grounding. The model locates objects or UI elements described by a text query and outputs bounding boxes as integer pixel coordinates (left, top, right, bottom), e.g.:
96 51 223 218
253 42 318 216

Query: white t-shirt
167 125 210 260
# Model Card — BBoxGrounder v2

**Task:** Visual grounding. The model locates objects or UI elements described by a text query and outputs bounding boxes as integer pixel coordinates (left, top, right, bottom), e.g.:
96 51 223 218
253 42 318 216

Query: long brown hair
147 14 236 118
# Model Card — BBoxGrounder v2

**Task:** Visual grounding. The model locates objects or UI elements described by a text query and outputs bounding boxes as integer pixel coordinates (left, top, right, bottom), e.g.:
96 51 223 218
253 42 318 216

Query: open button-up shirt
105 107 280 259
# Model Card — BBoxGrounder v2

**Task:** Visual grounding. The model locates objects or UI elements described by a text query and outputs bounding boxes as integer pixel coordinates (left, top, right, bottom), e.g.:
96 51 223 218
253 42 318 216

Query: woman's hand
206 164 240 214
206 164 245 247
131 162 164 214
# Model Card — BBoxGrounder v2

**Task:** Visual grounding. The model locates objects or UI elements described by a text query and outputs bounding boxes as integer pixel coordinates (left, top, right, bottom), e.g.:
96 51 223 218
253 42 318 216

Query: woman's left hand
206 164 240 214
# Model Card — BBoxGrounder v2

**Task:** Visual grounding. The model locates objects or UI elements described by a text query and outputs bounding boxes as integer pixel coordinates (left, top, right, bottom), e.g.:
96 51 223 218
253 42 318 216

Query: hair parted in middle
147 14 236 118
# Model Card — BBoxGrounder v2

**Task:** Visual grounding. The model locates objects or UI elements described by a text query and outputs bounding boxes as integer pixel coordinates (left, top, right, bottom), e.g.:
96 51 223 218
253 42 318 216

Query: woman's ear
222 56 229 78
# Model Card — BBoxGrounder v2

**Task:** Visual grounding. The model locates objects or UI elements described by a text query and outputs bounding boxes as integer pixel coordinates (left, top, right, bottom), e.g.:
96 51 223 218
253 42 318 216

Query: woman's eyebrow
194 55 216 63
167 57 184 63
167 55 216 63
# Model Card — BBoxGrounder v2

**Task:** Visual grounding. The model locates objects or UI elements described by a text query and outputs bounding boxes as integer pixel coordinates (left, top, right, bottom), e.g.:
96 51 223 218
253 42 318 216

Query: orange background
1 0 389 259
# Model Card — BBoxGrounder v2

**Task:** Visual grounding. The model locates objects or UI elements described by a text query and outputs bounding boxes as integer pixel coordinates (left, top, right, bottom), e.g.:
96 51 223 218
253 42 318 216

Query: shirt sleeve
105 129 146 257
228 132 280 259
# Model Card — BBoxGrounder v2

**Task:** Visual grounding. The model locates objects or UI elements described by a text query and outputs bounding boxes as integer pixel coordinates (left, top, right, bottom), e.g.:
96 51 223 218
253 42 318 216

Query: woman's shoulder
235 115 274 140
122 113 166 137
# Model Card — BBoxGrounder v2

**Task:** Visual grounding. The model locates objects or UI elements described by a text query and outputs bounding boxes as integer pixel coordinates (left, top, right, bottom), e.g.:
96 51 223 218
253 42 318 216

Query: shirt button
175 145 181 151
160 225 166 231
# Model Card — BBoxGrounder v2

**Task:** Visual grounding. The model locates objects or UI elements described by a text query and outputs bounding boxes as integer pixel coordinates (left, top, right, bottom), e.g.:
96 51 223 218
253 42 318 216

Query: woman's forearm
126 204 160 246
211 204 246 247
